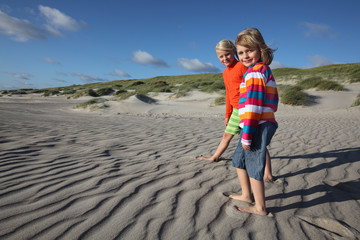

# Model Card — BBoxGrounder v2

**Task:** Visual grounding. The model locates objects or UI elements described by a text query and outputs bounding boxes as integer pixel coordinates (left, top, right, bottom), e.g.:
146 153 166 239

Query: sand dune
0 85 359 239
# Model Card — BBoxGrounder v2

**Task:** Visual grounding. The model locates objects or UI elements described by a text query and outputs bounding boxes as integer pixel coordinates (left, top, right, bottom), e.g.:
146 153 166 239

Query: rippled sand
0 90 360 239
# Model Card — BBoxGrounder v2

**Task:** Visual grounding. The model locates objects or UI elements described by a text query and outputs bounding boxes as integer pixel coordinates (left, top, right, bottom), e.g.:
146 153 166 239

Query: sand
0 85 360 240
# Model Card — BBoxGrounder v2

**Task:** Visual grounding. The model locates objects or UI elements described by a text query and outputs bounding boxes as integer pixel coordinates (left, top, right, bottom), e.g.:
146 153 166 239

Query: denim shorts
232 122 277 181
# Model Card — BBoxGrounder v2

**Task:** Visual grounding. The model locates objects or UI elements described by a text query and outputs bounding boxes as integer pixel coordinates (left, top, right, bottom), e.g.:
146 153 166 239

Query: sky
1 0 360 90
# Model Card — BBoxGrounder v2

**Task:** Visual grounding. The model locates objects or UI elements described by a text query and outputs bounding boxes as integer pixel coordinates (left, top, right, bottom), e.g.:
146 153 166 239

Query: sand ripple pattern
1 99 360 240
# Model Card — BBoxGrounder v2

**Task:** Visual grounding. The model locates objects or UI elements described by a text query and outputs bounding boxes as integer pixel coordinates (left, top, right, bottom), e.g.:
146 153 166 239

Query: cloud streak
0 10 47 42
177 58 220 73
270 61 285 69
308 55 334 67
5 72 33 80
73 73 107 82
0 6 86 42
131 50 169 68
43 57 60 65
110 69 131 78
301 22 336 39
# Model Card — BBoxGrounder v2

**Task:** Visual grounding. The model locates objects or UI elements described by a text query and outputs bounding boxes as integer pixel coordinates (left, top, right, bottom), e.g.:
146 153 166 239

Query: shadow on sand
268 147 360 213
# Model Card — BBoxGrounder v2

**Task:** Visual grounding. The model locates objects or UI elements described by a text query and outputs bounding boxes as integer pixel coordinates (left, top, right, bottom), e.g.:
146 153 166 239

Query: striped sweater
238 61 278 145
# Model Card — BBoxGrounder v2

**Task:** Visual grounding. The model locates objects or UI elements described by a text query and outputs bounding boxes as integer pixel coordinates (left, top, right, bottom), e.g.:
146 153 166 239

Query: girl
196 39 247 162
197 39 274 183
232 28 278 216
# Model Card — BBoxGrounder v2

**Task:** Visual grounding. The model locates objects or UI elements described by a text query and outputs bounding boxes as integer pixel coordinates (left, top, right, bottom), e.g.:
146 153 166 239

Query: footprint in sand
298 216 360 239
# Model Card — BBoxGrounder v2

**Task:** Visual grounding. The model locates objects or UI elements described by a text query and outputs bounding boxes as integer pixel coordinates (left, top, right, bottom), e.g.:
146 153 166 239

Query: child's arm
241 72 266 146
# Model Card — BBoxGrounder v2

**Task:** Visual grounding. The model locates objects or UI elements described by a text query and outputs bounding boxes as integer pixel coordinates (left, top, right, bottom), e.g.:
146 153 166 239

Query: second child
232 28 279 216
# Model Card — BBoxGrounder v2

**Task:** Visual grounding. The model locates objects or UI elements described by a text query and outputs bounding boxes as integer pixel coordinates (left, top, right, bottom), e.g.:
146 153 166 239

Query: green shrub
152 81 168 87
214 94 226 105
87 89 98 97
174 85 192 98
352 94 360 107
62 89 76 95
280 85 308 106
114 89 127 95
296 77 323 89
74 98 109 110
296 77 346 91
114 91 135 100
96 87 113 96
316 81 345 91
129 81 145 87
42 90 60 96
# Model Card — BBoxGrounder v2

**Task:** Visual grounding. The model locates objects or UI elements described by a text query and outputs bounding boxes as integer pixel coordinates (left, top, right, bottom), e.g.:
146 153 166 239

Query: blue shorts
232 122 277 181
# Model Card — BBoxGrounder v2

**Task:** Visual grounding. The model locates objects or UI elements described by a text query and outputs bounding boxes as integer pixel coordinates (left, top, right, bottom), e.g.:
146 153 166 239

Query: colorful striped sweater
238 61 278 145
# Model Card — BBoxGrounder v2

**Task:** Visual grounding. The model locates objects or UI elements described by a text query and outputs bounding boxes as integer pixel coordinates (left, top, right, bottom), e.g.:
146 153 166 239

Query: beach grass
1 63 358 106
352 94 360 106
74 98 109 110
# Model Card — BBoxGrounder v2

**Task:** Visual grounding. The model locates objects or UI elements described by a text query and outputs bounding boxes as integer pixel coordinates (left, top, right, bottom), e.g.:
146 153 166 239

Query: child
196 39 247 162
232 28 278 216
197 40 274 182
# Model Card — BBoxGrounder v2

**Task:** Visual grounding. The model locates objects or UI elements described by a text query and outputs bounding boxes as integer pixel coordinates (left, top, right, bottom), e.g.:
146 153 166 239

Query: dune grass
272 62 360 83
74 98 109 110
295 76 346 91
352 94 360 107
1 63 358 106
278 85 309 106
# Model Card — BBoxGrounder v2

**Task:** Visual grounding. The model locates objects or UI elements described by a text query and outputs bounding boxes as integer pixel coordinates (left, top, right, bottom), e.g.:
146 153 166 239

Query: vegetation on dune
278 85 309 106
74 98 109 110
352 94 360 107
272 62 360 83
1 63 359 107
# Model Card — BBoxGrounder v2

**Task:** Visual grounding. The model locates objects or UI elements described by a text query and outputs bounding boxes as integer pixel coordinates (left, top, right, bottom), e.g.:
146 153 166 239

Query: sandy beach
1 85 360 240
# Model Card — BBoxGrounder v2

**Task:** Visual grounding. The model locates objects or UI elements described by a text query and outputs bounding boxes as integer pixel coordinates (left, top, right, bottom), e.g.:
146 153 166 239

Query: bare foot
238 206 267 216
228 194 253 203
196 156 218 162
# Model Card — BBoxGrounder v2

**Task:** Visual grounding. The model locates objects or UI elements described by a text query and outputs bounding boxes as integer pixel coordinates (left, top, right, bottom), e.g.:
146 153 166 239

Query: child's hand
242 143 251 150
225 118 229 127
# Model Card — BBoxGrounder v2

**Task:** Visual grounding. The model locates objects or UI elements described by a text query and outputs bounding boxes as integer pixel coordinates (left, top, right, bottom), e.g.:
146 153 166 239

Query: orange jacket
223 60 248 118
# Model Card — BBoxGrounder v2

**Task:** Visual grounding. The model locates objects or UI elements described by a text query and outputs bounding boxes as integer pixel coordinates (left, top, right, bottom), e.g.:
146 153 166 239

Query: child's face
216 50 235 66
236 45 260 67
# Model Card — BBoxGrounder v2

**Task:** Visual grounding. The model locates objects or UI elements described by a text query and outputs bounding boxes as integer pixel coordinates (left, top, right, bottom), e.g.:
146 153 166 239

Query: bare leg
238 178 267 216
196 132 234 162
263 149 273 181
229 168 253 203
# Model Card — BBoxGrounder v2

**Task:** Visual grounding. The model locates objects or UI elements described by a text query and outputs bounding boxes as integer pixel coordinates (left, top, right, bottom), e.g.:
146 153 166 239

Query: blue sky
1 0 359 90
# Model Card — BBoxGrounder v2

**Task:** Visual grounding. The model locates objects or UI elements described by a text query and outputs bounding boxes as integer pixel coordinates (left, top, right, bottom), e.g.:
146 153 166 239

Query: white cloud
0 6 85 42
0 10 47 42
5 72 33 80
43 57 60 65
270 61 285 69
308 55 334 67
39 5 86 32
110 69 131 78
301 22 336 39
73 73 106 82
131 50 169 67
177 58 220 73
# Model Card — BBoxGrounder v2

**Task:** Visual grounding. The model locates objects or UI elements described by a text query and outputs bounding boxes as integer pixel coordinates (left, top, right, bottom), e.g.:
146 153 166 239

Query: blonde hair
215 39 236 53
215 39 238 60
235 28 275 65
